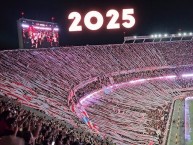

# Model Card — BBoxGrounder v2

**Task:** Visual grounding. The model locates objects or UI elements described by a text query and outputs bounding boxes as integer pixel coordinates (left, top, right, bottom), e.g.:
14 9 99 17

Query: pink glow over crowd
1 41 193 144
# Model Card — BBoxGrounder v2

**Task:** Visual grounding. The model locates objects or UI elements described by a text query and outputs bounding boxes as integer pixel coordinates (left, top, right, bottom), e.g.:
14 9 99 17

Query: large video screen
17 18 59 49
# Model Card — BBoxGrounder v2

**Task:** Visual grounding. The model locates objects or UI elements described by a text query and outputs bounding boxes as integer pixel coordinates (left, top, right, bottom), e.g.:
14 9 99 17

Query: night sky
0 0 193 50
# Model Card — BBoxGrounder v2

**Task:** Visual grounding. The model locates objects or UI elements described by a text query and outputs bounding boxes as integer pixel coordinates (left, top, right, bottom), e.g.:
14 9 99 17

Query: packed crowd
75 65 193 102
1 41 193 144
145 103 171 144
83 81 174 145
112 65 193 84
1 41 193 88
75 77 111 102
0 97 113 145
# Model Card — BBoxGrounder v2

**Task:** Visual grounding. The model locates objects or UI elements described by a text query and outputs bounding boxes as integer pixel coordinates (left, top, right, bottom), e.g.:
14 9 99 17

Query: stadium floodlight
133 36 137 39
158 34 162 38
21 24 29 28
151 35 154 38
182 73 193 78
164 34 168 37
183 32 187 36
172 34 175 37
53 28 59 31
189 32 193 36
178 33 182 36
154 34 158 38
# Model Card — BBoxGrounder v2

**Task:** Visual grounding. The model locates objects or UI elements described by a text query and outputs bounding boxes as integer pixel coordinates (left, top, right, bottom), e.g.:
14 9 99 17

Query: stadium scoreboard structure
17 18 59 49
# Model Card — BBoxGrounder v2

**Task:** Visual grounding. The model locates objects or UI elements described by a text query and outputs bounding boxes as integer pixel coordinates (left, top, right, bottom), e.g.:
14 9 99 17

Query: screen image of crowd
19 19 59 49
1 40 193 144
23 28 59 49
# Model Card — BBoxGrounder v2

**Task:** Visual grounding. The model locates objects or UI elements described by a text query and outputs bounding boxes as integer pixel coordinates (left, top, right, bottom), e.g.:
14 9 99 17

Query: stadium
1 1 193 145
1 39 193 145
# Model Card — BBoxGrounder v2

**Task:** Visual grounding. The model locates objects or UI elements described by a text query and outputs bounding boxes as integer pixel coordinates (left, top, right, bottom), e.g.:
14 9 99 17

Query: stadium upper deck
1 41 193 144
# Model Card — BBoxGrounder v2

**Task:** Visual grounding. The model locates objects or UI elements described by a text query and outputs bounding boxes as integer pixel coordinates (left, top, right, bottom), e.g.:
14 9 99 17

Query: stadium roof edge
1 39 193 52
124 34 193 43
